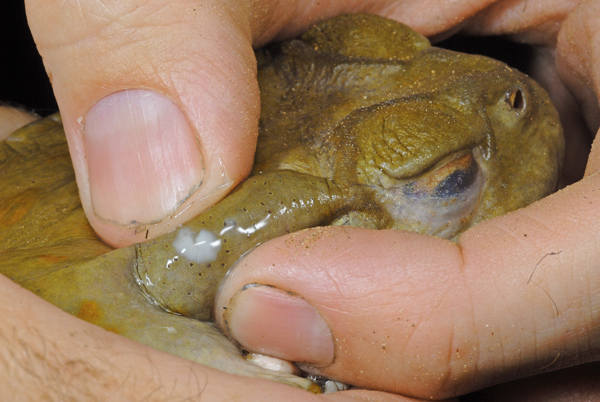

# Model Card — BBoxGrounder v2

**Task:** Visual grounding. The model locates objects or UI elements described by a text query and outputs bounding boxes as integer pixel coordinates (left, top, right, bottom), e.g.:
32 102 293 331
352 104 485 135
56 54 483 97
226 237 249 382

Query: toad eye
505 87 525 110
434 155 478 197
404 152 479 198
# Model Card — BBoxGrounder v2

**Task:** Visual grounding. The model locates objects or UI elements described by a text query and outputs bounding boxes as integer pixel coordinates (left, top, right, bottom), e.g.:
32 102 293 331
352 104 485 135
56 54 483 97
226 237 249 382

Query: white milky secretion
245 353 300 375
172 228 222 263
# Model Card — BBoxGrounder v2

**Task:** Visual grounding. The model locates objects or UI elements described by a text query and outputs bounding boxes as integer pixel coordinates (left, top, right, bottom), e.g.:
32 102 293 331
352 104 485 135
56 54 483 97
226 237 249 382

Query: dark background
0 2 531 116
1 0 58 115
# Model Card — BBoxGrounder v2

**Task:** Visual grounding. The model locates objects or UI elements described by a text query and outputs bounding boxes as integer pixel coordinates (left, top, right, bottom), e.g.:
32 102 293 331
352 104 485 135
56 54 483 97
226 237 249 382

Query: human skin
1 0 599 401
0 105 38 141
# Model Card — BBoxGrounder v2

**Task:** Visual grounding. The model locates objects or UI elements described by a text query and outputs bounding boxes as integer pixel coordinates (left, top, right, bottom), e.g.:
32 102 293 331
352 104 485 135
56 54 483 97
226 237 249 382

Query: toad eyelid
419 149 473 179
403 149 479 196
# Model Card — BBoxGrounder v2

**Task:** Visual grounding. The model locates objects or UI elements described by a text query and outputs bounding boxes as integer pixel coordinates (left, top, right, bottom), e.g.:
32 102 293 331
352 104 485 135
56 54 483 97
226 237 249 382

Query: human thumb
25 0 260 247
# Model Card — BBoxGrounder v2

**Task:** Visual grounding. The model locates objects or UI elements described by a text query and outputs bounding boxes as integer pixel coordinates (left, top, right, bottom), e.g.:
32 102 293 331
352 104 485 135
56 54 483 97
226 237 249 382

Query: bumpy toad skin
0 14 563 391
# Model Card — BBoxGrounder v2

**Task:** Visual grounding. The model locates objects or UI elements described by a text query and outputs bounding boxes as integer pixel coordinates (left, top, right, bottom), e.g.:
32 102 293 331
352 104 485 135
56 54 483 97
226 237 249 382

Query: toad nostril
506 87 525 110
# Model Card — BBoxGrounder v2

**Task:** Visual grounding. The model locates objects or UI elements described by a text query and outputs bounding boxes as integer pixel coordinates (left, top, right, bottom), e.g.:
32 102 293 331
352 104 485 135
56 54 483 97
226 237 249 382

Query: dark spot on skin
76 301 100 321
76 301 119 333
207 263 211 268
223 238 227 243
190 263 194 267
198 273 202 276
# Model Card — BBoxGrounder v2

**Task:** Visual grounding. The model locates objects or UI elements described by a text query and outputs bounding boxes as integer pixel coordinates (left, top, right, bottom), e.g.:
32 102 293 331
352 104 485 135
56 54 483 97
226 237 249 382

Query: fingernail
224 284 334 366
84 89 204 225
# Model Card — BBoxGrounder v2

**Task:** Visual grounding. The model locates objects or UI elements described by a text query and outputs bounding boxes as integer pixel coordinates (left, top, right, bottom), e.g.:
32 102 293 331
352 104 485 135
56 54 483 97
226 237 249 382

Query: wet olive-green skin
0 14 563 391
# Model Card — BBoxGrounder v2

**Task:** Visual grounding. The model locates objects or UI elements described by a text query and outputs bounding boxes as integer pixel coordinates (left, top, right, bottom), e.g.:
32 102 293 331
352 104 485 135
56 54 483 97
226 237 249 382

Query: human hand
2 0 481 400
28 0 565 249
1 272 426 402
0 115 418 401
11 0 598 400
209 0 600 400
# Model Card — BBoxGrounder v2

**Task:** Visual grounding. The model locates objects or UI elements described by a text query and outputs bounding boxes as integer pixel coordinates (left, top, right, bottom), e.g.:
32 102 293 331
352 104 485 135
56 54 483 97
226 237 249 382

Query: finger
216 172 600 399
24 0 263 247
215 2 600 398
1 273 428 402
556 0 600 173
526 46 591 186
213 1 600 398
25 0 502 247
462 0 579 45
0 104 39 141
457 0 592 185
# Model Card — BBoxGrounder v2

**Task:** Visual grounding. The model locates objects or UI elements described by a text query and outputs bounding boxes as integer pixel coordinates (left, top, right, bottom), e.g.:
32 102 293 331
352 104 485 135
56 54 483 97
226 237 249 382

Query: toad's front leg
136 170 346 321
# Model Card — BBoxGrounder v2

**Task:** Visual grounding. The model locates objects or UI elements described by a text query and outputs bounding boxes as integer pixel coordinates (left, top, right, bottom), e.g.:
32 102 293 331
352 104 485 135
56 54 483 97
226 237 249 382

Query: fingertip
85 90 204 224
0 105 40 141
215 227 463 397
67 88 245 247
220 284 334 366
26 0 261 247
